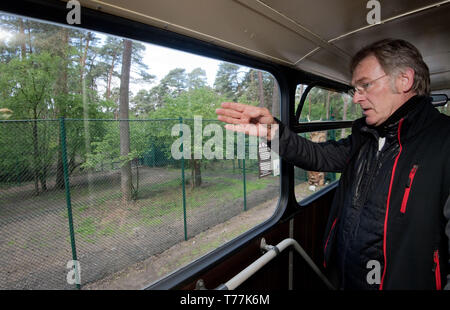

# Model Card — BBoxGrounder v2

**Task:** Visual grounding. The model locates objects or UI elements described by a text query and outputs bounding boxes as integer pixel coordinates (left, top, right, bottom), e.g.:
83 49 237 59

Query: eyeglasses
348 74 388 97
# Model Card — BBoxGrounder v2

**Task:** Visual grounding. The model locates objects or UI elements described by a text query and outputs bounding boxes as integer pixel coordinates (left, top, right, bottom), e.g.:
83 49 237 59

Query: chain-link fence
0 118 283 289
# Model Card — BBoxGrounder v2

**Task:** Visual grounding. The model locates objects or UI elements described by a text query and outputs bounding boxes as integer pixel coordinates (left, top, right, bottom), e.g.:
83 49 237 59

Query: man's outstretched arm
216 102 352 173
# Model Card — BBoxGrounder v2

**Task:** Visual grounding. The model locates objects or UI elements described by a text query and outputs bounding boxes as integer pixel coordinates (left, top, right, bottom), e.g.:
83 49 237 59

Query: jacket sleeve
274 120 353 173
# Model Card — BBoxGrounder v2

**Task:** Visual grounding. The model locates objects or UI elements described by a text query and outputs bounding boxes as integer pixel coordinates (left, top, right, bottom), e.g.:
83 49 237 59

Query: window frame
0 0 353 289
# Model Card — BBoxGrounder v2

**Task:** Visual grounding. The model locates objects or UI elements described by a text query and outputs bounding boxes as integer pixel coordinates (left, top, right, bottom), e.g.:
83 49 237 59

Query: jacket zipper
380 118 405 290
433 250 442 290
400 165 418 213
359 149 382 207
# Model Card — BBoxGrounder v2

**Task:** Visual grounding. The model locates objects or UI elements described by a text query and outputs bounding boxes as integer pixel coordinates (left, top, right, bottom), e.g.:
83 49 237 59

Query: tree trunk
296 84 304 119
308 94 311 120
190 159 202 188
19 19 27 59
80 33 91 95
271 81 280 118
106 50 118 100
25 20 33 54
341 95 351 139
257 71 265 107
56 29 69 190
39 161 48 192
250 70 256 102
119 39 133 203
79 33 96 201
325 92 330 120
32 109 40 196
38 121 48 192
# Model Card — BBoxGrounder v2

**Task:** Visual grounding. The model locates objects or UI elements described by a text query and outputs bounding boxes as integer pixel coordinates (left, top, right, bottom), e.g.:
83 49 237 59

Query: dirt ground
83 182 320 290
0 167 182 289
0 164 322 290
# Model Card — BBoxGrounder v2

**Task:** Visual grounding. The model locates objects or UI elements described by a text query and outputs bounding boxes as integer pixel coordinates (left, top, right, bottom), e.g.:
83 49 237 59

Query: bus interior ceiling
75 0 450 93
1 0 449 290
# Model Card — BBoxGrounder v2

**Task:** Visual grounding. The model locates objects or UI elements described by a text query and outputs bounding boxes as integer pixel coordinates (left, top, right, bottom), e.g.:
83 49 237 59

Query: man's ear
398 67 415 93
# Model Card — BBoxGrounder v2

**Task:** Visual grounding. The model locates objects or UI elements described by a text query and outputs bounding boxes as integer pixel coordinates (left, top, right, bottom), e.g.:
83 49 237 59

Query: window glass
0 12 280 289
294 129 350 202
437 104 450 116
294 85 355 202
430 92 449 116
296 84 361 122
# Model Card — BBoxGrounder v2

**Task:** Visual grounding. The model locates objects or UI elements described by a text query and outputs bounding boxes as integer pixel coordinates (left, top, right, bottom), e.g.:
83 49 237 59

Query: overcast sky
0 22 242 96
143 42 220 87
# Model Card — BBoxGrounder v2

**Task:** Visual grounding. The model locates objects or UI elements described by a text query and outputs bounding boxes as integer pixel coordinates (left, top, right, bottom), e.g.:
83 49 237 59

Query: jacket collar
359 95 438 142
376 95 422 137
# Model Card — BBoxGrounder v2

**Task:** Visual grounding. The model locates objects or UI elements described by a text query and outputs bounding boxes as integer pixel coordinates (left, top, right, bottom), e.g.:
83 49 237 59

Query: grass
6 169 276 247
78 174 275 243
75 217 97 243
139 201 179 223
99 222 116 237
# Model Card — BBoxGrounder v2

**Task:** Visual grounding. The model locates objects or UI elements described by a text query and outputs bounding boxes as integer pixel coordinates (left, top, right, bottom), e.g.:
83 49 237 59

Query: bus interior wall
175 185 335 290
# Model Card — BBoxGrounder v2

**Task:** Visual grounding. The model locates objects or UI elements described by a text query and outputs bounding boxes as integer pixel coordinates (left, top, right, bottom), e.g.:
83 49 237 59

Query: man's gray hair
350 39 430 95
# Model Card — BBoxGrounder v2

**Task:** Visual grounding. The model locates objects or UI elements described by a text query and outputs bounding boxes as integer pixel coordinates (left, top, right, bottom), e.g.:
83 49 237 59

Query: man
216 39 450 290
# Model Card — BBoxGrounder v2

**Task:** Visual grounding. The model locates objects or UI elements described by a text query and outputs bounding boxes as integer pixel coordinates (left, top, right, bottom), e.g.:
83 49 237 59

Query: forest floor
83 182 318 290
0 164 321 289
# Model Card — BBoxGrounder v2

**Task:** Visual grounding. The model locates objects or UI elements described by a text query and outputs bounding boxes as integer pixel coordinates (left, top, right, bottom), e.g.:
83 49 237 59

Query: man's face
351 56 403 126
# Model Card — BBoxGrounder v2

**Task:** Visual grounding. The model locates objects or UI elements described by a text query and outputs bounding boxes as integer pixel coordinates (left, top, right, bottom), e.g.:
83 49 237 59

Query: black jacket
277 95 450 289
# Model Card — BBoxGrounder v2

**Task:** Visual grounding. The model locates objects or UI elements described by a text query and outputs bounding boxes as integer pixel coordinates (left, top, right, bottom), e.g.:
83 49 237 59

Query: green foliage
239 69 275 109
82 79 226 175
82 120 157 170
187 68 208 90
298 86 362 122
0 51 59 118
152 87 223 119
0 14 281 193
214 62 242 100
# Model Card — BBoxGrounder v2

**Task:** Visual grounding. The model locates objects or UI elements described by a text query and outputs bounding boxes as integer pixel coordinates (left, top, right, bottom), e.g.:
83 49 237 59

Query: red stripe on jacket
379 118 404 290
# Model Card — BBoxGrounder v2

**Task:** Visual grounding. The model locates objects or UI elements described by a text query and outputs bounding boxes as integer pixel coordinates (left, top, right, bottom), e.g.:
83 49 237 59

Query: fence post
59 117 80 289
242 158 247 211
179 117 188 241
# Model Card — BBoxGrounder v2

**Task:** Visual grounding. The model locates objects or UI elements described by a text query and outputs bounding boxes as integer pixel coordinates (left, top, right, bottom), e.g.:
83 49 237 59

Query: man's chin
364 117 380 127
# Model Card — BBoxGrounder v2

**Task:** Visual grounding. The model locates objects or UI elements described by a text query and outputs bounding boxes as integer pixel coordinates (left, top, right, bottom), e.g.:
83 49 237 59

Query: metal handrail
216 238 335 290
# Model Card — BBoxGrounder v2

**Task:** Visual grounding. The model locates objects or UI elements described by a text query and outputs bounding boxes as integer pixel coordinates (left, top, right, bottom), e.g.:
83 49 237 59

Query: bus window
0 12 280 289
296 84 360 123
294 85 359 201
436 98 450 116
437 105 450 116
